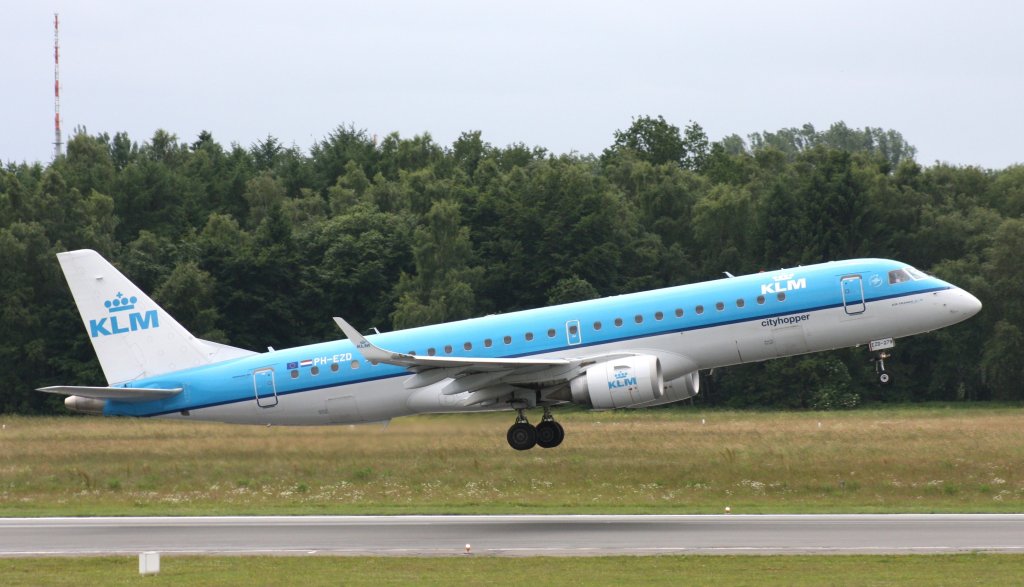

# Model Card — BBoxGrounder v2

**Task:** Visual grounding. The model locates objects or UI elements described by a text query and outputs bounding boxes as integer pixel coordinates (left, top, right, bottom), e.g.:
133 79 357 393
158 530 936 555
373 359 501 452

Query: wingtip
332 316 390 362
333 316 364 341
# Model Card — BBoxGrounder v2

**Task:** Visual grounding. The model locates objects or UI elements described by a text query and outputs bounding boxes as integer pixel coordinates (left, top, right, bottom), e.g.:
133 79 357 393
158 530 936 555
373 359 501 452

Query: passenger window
427 347 436 356
715 302 724 311
756 295 765 305
547 328 556 338
463 342 472 351
503 335 512 344
614 318 623 327
593 321 602 331
655 311 664 321
777 292 786 302
484 338 493 348
330 363 339 372
290 370 299 379
350 360 360 369
525 332 534 342
675 308 684 317
569 324 579 335
736 299 745 308
634 314 643 324
311 366 320 376
696 305 704 315
444 344 453 354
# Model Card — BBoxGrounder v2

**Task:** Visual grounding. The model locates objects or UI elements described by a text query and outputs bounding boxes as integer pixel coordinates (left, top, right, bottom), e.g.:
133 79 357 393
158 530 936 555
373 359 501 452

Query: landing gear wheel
536 420 565 448
879 371 892 385
507 422 537 450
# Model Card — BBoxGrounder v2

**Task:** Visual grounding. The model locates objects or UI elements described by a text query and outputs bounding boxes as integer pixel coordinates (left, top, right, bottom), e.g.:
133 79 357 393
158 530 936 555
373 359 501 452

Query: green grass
3 554 1024 586
1 405 1023 516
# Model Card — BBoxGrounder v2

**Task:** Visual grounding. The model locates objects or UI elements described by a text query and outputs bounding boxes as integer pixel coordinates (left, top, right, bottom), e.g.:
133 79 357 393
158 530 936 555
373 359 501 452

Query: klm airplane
41 250 981 450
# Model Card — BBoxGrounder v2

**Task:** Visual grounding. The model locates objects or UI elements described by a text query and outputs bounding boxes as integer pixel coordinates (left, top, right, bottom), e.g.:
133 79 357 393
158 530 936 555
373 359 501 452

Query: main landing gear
507 407 565 450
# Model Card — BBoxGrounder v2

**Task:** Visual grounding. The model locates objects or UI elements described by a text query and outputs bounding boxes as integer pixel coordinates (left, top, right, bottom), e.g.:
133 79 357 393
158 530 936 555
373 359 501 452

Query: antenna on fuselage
723 271 735 278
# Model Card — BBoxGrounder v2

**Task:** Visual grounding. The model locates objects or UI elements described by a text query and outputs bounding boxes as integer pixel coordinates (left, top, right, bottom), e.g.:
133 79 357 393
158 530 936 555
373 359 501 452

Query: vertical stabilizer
57 249 230 384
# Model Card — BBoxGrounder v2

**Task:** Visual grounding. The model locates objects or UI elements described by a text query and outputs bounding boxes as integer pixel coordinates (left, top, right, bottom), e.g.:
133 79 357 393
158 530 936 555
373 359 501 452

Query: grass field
3 554 1024 586
1 405 1023 516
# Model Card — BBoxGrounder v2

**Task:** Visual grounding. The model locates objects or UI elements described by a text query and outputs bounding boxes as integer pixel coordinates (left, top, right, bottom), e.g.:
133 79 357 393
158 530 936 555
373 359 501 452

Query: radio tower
53 13 63 159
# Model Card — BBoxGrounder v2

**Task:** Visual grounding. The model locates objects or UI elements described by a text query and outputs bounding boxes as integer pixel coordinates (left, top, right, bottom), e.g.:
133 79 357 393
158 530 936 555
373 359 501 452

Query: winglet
333 317 403 364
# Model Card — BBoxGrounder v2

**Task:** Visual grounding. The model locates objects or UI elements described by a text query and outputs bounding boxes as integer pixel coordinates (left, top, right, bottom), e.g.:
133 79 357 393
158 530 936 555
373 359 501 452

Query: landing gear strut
506 408 564 450
873 351 892 385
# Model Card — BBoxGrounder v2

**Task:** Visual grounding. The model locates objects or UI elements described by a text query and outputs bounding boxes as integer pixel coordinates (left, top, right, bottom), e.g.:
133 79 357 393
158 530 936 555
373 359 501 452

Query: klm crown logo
105 292 137 313
608 369 637 390
89 292 159 338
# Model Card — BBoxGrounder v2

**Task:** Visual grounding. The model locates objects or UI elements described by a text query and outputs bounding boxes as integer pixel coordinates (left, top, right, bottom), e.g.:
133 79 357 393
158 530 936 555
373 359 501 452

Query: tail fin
57 249 255 384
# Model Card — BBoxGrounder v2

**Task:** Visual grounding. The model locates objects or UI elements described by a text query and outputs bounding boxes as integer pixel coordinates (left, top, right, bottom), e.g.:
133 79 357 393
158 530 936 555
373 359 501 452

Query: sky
3 1 1022 168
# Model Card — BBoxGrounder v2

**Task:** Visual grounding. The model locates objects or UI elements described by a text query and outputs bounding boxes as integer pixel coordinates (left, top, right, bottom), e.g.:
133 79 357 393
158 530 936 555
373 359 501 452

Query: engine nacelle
570 355 664 409
667 371 700 400
652 371 700 405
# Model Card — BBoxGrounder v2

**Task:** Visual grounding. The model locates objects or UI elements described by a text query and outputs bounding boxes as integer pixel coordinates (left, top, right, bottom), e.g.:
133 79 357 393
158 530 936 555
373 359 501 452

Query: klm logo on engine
608 370 637 390
89 292 159 338
761 273 807 296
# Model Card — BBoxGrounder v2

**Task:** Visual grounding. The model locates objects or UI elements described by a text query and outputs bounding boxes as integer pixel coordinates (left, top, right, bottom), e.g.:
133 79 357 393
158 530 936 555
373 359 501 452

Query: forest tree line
1 117 1022 414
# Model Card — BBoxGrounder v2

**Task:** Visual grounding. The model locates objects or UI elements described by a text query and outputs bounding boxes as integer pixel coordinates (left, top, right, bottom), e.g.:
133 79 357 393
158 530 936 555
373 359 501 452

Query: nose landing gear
873 351 892 385
506 407 564 450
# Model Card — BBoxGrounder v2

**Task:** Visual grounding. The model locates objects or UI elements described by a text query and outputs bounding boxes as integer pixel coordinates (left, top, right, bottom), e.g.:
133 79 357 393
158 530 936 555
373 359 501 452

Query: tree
153 261 225 341
546 276 600 305
681 121 710 171
391 200 481 329
603 115 686 166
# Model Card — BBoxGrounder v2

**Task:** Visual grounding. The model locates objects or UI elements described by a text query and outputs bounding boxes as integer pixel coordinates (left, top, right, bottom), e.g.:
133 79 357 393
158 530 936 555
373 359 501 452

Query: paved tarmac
2 514 1023 556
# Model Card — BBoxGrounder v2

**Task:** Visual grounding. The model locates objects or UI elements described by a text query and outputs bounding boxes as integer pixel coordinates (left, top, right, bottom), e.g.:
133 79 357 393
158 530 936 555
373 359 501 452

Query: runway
2 514 1023 557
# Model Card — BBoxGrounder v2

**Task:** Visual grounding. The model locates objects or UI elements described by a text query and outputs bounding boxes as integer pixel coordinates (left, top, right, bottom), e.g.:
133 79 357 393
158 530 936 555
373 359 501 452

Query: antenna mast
53 13 63 159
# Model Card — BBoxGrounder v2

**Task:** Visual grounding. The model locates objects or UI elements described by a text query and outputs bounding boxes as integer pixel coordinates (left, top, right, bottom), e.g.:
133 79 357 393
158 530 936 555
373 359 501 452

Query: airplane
39 249 981 450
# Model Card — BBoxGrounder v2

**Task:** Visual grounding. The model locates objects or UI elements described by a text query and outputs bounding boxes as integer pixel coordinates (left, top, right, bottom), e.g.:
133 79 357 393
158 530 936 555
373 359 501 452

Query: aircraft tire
507 422 537 450
879 372 892 385
536 420 564 449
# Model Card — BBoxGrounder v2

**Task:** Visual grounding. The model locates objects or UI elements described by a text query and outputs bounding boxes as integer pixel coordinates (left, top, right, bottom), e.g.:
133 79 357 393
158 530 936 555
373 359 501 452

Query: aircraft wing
333 317 572 371
334 317 630 403
37 385 183 402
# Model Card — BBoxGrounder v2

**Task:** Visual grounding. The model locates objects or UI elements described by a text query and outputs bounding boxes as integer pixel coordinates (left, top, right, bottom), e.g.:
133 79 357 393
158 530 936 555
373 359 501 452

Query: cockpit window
888 269 911 284
890 267 927 284
905 267 927 280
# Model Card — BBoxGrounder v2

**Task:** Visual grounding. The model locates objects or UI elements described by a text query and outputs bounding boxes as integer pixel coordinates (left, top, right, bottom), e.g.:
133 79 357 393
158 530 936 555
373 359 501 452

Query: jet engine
569 355 664 409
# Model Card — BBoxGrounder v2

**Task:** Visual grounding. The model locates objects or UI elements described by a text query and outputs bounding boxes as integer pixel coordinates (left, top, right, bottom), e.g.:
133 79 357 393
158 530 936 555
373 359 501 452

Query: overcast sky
3 1 1022 168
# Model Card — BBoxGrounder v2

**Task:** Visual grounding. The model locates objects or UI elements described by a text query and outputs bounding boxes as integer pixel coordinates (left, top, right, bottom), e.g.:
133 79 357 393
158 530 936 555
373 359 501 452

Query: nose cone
952 289 983 319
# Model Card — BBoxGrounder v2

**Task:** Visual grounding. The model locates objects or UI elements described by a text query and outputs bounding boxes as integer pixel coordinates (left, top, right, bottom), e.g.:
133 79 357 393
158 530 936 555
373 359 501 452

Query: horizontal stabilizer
37 386 182 402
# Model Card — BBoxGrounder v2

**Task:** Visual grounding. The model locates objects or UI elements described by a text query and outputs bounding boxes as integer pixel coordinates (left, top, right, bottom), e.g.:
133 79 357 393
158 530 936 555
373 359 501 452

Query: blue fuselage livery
43 251 981 450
